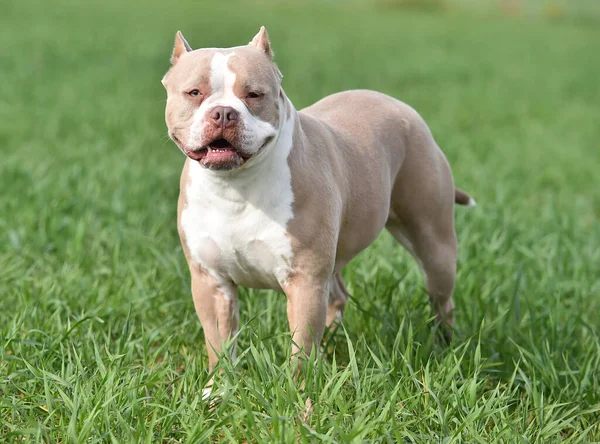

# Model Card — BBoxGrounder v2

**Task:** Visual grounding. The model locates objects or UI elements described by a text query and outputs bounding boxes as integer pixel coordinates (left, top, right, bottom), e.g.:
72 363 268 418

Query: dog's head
162 27 283 171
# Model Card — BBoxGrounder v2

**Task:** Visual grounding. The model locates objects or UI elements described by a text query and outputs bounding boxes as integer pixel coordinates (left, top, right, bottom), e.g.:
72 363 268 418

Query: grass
1 0 600 441
377 0 600 24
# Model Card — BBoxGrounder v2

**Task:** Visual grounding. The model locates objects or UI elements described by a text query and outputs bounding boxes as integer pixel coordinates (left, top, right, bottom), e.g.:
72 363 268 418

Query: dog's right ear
171 31 192 65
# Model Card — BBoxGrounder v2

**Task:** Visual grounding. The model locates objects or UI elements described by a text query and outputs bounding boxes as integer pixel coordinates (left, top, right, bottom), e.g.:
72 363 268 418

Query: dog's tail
455 188 477 207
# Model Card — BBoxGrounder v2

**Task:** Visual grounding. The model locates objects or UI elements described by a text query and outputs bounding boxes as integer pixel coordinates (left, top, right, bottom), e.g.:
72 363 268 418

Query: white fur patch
181 105 296 290
467 198 477 208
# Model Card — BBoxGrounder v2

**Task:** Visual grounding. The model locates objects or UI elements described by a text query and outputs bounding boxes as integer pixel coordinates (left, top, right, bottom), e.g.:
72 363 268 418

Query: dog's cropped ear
171 31 192 65
249 26 273 60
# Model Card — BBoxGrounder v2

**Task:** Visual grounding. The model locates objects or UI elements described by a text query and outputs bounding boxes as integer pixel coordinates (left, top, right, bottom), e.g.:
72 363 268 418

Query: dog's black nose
209 106 238 127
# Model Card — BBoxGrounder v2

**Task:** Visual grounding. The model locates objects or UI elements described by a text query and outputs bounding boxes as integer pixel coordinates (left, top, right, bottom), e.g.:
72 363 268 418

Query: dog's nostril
210 107 222 123
226 109 238 121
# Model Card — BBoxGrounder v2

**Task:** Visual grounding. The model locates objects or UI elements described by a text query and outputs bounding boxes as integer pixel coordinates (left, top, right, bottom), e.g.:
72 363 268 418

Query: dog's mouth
186 138 250 170
184 136 276 170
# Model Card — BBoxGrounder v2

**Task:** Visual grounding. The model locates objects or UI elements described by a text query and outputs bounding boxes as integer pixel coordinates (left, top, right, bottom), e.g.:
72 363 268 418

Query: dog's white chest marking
181 113 295 290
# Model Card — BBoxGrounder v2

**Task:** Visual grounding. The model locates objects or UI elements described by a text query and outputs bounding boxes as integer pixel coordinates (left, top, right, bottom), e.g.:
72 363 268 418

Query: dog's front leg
283 276 329 357
189 266 239 372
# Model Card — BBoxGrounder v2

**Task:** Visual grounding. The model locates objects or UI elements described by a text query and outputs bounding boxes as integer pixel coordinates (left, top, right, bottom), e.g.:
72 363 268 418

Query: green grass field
2 0 600 441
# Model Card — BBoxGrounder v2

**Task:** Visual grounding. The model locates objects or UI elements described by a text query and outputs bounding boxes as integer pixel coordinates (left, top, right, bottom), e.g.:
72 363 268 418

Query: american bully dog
162 27 475 382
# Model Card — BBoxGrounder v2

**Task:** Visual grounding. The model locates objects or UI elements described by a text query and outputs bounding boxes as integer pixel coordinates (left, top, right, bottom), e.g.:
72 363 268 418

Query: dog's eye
246 92 262 99
188 89 200 97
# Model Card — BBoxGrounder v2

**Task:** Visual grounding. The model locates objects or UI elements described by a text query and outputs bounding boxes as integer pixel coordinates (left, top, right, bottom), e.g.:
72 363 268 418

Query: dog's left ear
171 31 192 65
249 26 273 60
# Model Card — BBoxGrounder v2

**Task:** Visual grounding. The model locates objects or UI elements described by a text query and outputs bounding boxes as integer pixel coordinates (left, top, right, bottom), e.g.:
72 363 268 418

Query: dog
162 27 475 380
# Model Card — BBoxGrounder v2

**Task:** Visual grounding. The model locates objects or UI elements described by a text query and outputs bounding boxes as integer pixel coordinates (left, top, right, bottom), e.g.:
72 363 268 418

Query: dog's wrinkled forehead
226 47 282 94
162 49 215 90
162 44 281 97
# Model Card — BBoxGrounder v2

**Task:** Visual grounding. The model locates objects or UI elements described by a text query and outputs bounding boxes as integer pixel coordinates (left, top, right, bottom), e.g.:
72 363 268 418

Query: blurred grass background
1 0 599 441
378 0 600 22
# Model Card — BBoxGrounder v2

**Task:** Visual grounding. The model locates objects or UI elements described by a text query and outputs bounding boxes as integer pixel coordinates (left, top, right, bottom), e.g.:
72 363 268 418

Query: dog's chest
180 161 294 290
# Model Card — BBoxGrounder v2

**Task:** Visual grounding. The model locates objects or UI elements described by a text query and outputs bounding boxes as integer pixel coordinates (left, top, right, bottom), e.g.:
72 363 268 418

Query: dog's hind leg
326 272 350 327
415 233 457 342
385 148 458 341
386 216 457 342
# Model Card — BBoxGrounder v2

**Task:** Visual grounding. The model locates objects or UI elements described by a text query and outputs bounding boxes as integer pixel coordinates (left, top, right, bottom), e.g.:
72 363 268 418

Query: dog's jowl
162 27 475 388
